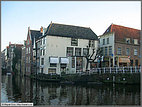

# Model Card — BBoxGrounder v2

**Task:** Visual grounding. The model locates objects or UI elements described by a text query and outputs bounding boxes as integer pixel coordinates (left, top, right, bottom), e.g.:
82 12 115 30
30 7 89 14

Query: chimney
40 26 43 33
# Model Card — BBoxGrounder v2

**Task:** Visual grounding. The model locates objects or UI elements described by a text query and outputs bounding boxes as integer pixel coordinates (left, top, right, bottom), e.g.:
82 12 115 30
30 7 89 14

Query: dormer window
126 38 130 44
71 38 78 46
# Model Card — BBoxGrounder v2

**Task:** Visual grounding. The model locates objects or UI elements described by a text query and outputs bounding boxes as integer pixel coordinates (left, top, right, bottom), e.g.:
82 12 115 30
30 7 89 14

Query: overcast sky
1 1 141 51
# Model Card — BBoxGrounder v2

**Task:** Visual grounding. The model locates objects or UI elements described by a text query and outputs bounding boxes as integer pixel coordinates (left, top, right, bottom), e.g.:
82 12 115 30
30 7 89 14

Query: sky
1 1 141 51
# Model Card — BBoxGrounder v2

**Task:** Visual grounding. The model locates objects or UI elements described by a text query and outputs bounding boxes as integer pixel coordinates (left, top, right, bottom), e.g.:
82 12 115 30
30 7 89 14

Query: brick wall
115 42 140 66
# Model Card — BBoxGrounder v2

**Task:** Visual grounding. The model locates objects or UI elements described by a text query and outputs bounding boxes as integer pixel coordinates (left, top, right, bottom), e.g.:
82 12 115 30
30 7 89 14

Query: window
72 57 75 68
27 38 30 45
107 38 109 44
71 38 78 46
126 38 130 44
43 38 45 44
109 46 112 56
89 40 94 47
130 60 133 66
48 68 56 74
41 68 44 73
89 40 91 47
26 48 28 54
67 47 73 56
40 49 42 56
105 47 107 56
92 40 94 47
134 49 138 55
50 63 57 67
103 39 105 45
126 48 130 56
117 47 121 55
29 47 30 53
41 58 44 65
101 47 104 56
135 60 138 66
134 39 138 45
28 57 30 63
26 57 28 63
75 48 81 56
60 64 67 68
43 49 45 56
40 39 42 45
83 48 89 56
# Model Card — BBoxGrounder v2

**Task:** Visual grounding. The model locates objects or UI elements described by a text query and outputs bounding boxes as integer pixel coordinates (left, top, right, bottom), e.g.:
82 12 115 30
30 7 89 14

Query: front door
76 57 83 72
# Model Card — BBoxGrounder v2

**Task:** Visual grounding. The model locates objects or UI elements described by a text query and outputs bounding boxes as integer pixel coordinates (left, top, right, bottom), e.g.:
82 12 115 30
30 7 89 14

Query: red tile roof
103 24 140 42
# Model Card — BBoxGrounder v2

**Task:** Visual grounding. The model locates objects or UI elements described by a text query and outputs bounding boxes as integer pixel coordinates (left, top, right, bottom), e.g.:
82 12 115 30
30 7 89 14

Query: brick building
25 27 42 76
100 24 140 67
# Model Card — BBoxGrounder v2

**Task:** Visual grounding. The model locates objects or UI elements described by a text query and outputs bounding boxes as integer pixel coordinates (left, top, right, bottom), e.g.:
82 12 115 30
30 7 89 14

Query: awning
50 57 59 63
60 57 69 64
119 57 130 63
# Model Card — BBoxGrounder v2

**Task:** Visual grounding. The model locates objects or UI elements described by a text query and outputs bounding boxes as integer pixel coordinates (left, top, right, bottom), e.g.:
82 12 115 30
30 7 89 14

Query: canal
1 74 140 105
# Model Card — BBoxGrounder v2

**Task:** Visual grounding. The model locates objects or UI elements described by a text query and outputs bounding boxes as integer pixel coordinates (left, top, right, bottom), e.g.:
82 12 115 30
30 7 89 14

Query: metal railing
90 66 141 74
75 66 141 75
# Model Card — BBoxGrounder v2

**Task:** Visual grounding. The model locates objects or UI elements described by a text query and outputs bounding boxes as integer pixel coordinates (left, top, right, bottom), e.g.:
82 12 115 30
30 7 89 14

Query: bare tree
84 45 102 71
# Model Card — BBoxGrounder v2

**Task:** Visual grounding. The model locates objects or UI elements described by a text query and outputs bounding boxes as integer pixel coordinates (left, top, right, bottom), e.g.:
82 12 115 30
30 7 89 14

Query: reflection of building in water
6 75 13 101
29 80 141 105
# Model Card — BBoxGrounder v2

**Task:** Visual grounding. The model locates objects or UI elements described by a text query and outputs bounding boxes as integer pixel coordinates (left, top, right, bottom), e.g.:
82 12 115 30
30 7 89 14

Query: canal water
1 74 140 105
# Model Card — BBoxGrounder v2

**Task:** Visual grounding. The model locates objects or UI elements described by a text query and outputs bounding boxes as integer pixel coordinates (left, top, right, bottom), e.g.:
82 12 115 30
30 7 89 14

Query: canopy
119 57 130 63
60 57 69 64
50 57 59 63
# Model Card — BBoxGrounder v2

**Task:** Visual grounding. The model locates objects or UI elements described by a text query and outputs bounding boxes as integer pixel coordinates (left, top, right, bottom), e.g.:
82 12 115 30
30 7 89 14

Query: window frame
83 48 89 56
50 63 57 67
126 38 130 44
134 49 138 56
105 47 107 56
109 46 112 56
103 39 105 45
41 58 44 65
117 47 121 55
126 48 130 56
66 47 73 57
107 38 109 44
75 48 81 56
71 38 78 46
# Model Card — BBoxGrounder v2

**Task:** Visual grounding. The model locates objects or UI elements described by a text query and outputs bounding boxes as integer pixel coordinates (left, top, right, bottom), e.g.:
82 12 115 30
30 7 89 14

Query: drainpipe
140 31 142 70
36 41 37 79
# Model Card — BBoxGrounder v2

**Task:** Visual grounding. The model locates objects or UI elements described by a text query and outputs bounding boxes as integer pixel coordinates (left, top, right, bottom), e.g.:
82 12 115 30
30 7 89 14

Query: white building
99 24 140 67
36 22 99 74
99 31 115 67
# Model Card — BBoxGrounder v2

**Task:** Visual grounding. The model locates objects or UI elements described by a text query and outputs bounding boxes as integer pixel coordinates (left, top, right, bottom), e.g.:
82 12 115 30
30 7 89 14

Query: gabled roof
44 23 98 40
103 24 140 41
30 30 42 45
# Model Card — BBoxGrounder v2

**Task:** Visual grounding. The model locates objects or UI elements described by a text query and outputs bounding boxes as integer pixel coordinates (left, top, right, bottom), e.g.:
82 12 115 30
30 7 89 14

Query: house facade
1 49 6 70
100 24 140 67
25 27 42 76
36 22 99 74
21 40 26 76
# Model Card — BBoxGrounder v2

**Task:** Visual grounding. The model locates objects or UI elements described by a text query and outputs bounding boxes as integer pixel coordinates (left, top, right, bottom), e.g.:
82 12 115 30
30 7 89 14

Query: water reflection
1 75 140 105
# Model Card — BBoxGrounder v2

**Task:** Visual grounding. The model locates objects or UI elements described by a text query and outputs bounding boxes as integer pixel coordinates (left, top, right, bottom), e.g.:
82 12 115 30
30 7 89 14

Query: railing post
116 67 117 73
104 68 105 73
135 66 137 73
99 68 101 74
131 67 132 73
123 67 124 73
